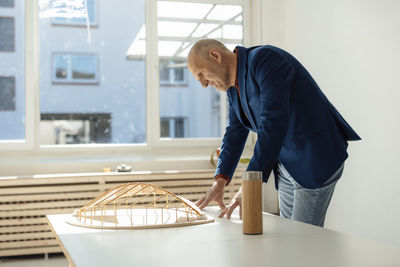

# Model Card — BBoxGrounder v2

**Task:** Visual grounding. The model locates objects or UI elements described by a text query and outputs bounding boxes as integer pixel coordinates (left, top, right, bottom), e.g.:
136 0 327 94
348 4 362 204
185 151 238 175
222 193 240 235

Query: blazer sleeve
214 89 249 181
246 49 295 181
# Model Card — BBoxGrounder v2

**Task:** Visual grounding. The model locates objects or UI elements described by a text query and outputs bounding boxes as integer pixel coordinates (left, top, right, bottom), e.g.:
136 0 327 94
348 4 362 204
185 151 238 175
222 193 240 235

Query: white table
47 207 400 267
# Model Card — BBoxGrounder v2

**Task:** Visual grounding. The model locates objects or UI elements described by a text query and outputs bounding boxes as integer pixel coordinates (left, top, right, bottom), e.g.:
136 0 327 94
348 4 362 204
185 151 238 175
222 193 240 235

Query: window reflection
51 0 97 26
40 113 111 144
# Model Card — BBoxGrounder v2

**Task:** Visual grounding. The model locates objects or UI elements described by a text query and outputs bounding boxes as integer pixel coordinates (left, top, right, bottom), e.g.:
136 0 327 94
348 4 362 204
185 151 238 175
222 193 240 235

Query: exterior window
174 118 185 138
0 17 14 51
0 76 15 110
160 119 170 137
159 60 187 85
51 0 97 26
52 53 98 84
40 113 111 144
0 0 13 8
160 117 187 138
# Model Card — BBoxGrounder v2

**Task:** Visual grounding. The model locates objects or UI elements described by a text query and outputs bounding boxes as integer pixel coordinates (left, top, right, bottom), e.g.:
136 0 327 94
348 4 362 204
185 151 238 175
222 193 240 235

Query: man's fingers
226 201 239 220
217 199 226 210
217 195 241 219
197 197 211 210
195 196 205 208
218 207 228 218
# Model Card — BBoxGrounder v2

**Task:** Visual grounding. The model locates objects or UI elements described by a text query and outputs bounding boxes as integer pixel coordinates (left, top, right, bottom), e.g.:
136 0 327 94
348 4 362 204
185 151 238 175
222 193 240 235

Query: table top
47 207 400 267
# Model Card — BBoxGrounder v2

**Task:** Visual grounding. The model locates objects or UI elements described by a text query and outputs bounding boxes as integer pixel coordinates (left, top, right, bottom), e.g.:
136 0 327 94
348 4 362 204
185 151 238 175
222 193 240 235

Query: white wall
260 0 400 245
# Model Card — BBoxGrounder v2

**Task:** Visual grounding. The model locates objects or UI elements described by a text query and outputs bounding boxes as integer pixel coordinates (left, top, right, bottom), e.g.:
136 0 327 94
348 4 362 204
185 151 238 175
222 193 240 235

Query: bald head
187 39 237 92
188 39 231 61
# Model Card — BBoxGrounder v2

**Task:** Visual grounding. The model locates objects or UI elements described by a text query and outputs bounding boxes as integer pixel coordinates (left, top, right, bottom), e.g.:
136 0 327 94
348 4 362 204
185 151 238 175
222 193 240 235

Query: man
187 39 361 227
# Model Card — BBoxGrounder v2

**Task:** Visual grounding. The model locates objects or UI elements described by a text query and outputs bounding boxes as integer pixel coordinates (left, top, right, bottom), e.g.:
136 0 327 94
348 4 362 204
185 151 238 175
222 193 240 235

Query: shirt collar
234 48 239 88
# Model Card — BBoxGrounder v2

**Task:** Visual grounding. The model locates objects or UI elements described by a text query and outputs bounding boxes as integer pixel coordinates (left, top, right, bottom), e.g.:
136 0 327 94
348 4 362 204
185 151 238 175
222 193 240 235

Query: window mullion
25 0 39 150
146 0 160 148
244 0 259 46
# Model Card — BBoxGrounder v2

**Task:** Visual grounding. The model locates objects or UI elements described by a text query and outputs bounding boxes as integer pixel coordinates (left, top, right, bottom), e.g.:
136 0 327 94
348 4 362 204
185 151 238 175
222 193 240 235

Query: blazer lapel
236 46 257 130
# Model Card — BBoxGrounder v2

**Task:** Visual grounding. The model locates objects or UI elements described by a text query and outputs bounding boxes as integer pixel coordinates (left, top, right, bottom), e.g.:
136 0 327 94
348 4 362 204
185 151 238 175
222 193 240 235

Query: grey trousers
277 162 344 227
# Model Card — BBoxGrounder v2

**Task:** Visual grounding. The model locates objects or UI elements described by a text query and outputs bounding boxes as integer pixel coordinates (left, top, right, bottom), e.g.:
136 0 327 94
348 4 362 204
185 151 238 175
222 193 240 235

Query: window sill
0 145 254 177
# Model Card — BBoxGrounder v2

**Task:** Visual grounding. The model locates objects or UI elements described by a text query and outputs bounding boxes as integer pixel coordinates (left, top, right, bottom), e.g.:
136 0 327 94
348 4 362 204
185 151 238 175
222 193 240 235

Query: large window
0 0 250 153
156 1 243 139
39 0 146 145
0 0 24 141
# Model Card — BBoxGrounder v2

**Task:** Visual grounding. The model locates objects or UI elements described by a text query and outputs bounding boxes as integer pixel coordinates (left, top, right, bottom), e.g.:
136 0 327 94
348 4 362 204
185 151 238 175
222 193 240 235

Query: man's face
188 52 231 92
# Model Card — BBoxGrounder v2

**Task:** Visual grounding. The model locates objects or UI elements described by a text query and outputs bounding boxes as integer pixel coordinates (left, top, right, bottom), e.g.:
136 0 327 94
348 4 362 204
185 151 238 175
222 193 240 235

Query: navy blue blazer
215 45 361 189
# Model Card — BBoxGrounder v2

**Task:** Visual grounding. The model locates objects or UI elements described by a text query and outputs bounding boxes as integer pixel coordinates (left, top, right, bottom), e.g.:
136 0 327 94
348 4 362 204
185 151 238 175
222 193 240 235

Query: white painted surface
48 206 400 267
260 0 400 246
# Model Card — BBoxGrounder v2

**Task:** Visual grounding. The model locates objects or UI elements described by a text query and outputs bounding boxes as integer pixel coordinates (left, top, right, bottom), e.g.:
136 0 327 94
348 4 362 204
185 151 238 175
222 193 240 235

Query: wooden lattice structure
67 183 214 229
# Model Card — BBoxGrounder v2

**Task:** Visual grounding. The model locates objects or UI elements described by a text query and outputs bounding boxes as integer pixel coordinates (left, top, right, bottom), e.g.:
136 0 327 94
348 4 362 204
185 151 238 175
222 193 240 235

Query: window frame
0 0 259 174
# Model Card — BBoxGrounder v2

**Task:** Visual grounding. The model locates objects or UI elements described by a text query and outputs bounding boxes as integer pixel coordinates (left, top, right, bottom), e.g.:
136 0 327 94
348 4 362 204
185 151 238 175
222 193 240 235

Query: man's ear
209 49 222 63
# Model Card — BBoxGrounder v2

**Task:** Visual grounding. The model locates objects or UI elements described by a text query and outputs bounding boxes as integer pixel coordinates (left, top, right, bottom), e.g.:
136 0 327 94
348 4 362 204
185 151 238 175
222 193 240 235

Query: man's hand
195 178 226 210
218 187 242 219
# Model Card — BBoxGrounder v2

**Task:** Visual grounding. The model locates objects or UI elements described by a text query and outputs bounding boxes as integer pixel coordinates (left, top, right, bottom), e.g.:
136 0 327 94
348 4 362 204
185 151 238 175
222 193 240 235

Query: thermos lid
242 171 262 180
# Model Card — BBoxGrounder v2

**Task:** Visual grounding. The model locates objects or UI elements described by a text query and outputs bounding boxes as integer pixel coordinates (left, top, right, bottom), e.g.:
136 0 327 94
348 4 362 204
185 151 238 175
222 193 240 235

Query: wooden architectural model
67 182 214 229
